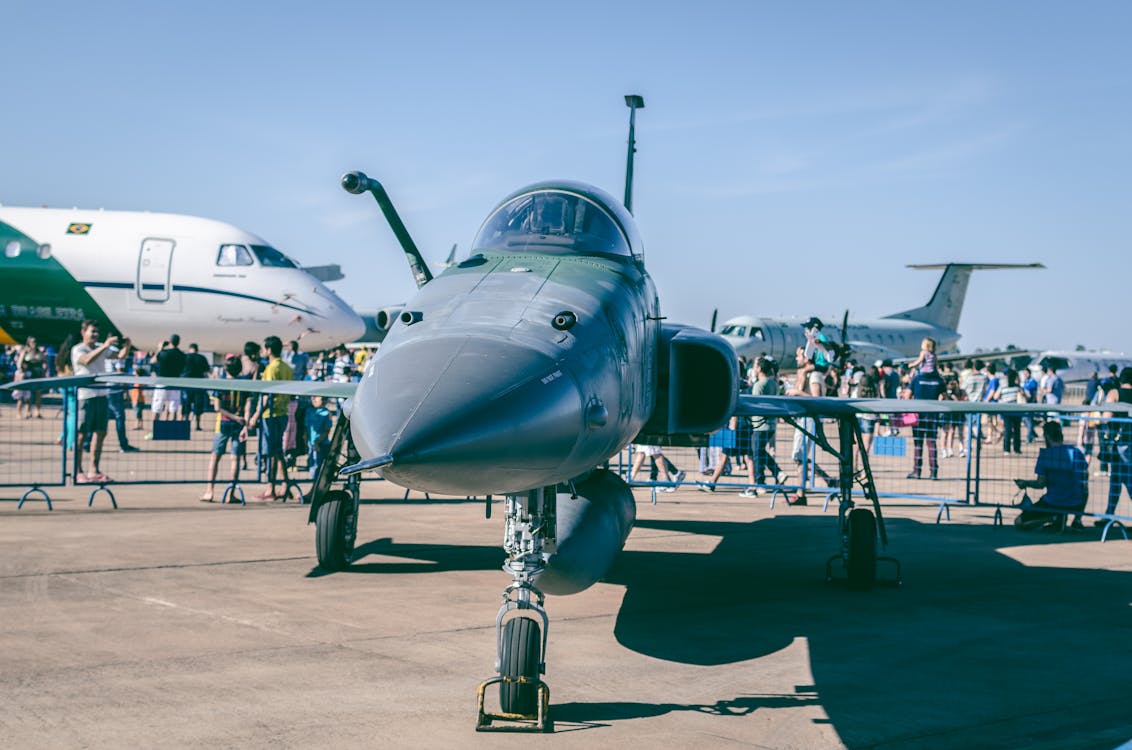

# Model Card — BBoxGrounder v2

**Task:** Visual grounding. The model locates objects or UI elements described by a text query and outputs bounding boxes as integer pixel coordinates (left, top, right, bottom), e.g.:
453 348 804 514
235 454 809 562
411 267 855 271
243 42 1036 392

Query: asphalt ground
2 478 1129 749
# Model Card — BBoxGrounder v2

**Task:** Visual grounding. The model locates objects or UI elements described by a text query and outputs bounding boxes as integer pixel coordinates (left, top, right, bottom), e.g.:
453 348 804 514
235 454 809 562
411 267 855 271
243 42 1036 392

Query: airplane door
137 238 175 302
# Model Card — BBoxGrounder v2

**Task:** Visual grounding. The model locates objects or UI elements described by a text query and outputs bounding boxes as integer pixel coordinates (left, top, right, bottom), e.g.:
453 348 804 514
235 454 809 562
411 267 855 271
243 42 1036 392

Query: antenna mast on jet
341 170 434 289
623 94 645 214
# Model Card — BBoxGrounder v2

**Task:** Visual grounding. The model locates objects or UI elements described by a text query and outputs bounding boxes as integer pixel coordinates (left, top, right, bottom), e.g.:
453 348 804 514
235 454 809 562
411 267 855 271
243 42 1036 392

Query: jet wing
735 394 1132 417
97 375 358 399
0 375 100 392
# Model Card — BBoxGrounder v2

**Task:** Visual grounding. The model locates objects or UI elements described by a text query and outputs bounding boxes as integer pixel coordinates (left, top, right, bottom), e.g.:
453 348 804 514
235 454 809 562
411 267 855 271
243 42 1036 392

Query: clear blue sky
4 1 1129 353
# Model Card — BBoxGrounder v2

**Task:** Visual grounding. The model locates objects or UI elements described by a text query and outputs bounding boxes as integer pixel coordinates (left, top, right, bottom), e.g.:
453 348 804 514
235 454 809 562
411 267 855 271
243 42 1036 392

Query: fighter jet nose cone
351 337 584 495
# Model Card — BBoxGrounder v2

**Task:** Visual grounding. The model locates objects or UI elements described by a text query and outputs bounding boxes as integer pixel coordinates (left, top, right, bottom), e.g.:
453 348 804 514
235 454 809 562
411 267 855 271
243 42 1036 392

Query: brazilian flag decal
67 223 91 235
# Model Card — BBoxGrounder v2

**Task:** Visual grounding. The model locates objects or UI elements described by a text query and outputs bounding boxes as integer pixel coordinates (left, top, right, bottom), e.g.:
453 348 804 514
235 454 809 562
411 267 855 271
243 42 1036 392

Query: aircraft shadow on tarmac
606 515 1131 746
318 515 1130 745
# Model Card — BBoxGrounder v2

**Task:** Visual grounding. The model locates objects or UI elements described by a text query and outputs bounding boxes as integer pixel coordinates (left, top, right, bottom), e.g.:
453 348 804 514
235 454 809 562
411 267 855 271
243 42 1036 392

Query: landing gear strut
786 415 901 588
476 486 556 732
309 412 361 571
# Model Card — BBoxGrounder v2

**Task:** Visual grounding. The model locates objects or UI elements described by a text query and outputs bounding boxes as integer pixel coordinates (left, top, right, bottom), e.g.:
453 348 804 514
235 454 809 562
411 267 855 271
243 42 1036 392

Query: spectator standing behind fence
14 335 47 419
201 356 250 502
283 340 310 381
629 444 675 491
907 368 944 480
152 334 186 422
749 357 787 492
1098 367 1132 524
1020 366 1040 443
961 359 988 455
1040 364 1064 405
241 341 263 378
246 336 294 500
71 320 129 483
182 343 211 431
1013 421 1088 530
306 395 333 480
102 336 139 453
997 369 1022 454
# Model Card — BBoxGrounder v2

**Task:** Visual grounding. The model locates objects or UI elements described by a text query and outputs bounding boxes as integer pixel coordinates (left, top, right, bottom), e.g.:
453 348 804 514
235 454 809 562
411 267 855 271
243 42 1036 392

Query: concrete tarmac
1 482 1129 749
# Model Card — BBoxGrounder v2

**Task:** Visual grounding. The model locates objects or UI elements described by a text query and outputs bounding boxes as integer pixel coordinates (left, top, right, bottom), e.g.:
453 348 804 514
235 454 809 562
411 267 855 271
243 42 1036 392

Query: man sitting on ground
1014 421 1088 530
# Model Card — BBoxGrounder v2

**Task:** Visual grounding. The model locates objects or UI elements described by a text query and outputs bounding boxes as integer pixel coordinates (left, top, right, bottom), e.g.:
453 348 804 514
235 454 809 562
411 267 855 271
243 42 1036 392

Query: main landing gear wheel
846 507 878 590
500 617 541 716
315 489 356 571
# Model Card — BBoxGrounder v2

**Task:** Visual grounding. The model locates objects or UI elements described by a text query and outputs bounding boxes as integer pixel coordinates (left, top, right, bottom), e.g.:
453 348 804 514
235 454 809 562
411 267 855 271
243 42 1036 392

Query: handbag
898 412 919 427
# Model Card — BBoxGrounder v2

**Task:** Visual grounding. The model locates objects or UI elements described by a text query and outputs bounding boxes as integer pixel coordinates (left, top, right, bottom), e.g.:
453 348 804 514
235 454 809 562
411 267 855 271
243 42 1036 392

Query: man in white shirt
71 320 129 483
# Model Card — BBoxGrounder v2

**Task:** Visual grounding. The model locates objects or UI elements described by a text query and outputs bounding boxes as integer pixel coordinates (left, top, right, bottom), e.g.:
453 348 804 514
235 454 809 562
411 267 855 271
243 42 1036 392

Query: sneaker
661 486 676 493
775 472 791 486
672 470 686 485
120 445 140 453
697 484 715 493
1093 518 1111 528
739 487 759 498
929 472 938 480
906 472 920 480
959 448 966 457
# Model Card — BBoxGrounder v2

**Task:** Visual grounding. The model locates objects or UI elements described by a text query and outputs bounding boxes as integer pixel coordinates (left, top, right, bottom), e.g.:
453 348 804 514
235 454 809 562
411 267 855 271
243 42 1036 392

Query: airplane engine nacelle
374 306 403 332
640 324 738 437
534 470 636 596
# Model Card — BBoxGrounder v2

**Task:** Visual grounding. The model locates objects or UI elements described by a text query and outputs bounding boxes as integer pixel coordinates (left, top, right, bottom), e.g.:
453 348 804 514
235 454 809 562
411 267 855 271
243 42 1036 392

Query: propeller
836 309 851 365
710 308 718 334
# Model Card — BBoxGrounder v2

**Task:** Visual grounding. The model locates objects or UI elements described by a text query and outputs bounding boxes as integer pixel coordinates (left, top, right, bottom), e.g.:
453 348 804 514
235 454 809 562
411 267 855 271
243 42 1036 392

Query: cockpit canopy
473 189 632 257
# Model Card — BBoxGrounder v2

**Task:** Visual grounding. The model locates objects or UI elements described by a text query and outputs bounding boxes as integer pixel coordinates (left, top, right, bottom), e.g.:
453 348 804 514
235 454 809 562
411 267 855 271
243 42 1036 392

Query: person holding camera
71 320 131 482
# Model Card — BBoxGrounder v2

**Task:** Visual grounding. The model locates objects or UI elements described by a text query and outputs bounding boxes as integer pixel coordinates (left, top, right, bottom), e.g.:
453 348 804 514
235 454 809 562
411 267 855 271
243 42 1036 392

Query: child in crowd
909 337 937 375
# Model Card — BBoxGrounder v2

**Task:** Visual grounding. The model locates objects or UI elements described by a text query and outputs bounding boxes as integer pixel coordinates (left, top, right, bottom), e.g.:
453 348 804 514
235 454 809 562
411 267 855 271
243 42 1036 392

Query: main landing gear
476 486 556 732
309 414 360 572
789 415 901 589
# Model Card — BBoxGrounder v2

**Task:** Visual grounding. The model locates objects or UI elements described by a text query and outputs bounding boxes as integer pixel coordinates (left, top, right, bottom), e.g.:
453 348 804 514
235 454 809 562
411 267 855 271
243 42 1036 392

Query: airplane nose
352 337 584 495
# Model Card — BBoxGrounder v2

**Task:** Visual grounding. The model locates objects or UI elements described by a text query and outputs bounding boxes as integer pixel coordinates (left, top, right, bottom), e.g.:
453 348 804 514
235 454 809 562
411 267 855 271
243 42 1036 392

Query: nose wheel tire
846 507 877 590
500 617 541 716
315 489 356 571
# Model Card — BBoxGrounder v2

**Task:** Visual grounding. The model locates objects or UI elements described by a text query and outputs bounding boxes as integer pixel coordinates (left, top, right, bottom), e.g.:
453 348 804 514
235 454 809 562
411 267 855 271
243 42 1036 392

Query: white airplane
719 263 1044 364
0 206 365 353
1028 350 1132 384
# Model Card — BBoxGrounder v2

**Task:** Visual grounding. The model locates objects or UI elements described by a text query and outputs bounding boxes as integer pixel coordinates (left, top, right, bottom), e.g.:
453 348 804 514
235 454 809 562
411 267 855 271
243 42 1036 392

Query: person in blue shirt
1014 421 1088 530
306 396 334 480
1020 367 1040 442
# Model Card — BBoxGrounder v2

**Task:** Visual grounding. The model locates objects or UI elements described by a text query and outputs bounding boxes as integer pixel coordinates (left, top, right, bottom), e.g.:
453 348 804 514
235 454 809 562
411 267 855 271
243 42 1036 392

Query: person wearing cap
801 317 834 397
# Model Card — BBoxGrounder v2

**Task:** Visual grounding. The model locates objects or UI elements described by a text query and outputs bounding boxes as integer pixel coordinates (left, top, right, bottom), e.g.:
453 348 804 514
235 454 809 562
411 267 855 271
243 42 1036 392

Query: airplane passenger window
4 241 19 258
249 245 297 268
217 244 254 267
474 190 631 257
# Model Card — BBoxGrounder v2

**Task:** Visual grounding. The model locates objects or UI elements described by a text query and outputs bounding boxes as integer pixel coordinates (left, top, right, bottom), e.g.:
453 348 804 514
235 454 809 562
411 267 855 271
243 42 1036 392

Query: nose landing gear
475 487 557 732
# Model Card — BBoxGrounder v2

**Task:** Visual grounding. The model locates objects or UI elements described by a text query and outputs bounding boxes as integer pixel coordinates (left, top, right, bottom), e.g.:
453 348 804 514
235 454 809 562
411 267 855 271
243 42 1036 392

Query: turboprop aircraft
719 262 1044 364
0 206 365 352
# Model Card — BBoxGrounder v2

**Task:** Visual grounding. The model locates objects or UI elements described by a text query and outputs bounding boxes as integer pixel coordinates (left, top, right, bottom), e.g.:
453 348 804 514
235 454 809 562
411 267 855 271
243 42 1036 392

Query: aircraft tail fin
883 263 1044 331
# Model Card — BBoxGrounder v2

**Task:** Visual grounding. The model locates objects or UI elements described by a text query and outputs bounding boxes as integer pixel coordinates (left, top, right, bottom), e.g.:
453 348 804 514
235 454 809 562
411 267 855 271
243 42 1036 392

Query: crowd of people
0 325 378 496
630 318 1132 521
4 319 1131 522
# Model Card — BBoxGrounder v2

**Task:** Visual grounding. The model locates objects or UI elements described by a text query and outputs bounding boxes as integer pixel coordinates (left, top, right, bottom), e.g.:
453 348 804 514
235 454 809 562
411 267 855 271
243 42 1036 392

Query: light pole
623 94 645 214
